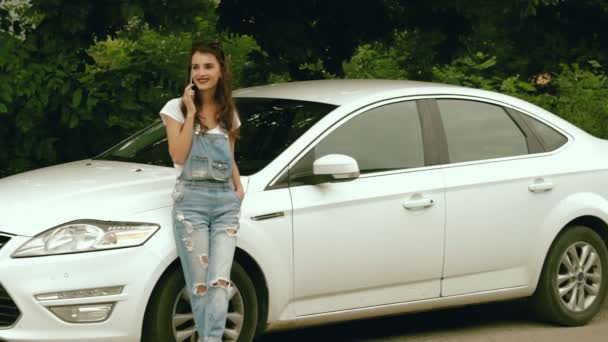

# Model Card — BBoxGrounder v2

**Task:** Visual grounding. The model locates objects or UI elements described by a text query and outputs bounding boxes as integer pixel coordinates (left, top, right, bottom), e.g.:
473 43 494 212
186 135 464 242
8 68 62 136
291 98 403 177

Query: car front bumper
0 235 162 342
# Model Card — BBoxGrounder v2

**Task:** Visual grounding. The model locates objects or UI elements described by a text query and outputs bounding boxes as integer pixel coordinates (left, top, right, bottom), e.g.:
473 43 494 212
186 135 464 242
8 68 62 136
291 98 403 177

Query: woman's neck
201 90 215 105
197 89 220 129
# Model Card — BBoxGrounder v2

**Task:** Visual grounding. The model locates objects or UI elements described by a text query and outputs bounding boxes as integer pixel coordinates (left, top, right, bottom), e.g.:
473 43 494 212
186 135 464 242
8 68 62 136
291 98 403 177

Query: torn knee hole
193 283 207 296
200 254 209 266
183 238 194 252
183 220 194 233
211 278 231 288
226 228 238 236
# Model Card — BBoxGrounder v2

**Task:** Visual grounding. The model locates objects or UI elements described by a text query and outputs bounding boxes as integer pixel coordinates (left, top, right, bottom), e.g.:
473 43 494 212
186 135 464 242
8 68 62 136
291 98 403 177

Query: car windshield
94 98 337 176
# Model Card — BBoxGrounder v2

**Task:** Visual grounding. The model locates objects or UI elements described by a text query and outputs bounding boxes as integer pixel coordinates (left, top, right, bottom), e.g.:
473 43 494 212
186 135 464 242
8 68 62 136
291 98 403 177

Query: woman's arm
165 85 197 165
230 135 245 200
165 115 195 165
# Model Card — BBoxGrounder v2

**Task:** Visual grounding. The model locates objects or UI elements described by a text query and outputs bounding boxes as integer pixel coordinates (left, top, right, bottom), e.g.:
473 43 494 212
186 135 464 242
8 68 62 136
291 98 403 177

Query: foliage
2 0 608 178
343 42 410 80
217 0 404 79
344 30 444 81
545 63 608 138
431 52 502 90
352 38 608 140
432 53 608 139
0 0 256 178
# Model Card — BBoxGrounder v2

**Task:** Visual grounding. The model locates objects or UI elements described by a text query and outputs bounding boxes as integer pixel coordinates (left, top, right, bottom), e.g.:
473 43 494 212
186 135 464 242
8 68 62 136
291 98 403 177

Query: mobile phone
190 74 198 92
190 73 200 107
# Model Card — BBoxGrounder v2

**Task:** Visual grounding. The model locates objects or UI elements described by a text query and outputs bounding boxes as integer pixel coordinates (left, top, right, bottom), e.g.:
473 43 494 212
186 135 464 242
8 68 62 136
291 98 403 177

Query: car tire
142 261 258 342
531 225 608 326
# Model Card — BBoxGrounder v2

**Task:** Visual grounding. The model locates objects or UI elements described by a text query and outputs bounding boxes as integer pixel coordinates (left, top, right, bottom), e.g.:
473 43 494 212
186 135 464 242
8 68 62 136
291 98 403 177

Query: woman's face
191 51 222 93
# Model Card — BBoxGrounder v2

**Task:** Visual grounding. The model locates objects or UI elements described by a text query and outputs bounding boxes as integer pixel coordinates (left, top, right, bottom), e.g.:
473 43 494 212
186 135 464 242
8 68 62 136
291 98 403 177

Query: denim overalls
171 124 241 342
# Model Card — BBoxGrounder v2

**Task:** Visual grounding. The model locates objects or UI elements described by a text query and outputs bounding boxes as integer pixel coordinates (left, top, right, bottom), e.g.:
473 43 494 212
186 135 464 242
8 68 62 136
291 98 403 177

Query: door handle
528 182 554 193
251 212 285 221
402 198 434 210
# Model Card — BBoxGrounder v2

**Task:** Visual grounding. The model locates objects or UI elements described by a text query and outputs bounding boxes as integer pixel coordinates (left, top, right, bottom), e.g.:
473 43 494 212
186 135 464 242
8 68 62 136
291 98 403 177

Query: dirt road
258 298 608 341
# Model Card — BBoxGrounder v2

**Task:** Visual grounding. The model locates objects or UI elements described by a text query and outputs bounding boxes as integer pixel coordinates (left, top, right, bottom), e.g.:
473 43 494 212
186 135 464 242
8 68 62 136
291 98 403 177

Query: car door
434 98 568 296
287 99 446 316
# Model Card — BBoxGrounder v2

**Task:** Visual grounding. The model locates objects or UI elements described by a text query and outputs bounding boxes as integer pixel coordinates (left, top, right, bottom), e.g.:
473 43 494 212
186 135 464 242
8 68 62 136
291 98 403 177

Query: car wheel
143 262 258 342
531 225 608 326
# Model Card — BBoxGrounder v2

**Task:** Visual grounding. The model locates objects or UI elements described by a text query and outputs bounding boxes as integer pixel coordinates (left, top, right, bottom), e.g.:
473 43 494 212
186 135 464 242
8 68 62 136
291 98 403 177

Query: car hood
0 160 248 237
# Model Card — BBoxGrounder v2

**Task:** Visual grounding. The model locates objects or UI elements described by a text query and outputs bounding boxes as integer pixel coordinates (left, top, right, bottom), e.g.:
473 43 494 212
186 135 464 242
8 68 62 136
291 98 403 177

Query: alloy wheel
557 242 603 312
171 284 245 342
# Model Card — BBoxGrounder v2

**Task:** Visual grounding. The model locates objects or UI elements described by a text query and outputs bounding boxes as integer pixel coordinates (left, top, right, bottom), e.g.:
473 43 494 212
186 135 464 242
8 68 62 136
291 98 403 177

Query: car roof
233 79 588 140
233 79 459 105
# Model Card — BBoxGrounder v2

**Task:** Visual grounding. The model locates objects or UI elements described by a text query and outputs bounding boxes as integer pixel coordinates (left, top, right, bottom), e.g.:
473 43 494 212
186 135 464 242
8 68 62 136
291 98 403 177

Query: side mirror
313 154 360 181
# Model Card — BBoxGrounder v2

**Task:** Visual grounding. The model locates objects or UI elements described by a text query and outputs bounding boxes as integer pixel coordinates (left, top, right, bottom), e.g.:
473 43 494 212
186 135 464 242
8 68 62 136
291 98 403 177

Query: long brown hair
180 41 238 138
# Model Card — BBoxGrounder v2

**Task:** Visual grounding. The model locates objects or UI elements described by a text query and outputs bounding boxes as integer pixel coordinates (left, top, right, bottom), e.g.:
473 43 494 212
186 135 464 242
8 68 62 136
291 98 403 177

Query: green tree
0 0 218 177
217 0 405 79
3 0 608 178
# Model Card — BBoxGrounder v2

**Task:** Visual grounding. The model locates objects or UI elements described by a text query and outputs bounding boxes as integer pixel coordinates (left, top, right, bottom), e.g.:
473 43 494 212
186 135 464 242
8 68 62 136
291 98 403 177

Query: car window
95 98 337 175
289 100 424 185
235 98 336 175
95 123 174 167
520 113 568 151
438 99 528 163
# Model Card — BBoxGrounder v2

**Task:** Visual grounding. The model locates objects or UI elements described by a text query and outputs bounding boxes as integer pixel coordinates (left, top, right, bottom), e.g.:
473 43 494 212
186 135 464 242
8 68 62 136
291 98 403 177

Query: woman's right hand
182 84 196 117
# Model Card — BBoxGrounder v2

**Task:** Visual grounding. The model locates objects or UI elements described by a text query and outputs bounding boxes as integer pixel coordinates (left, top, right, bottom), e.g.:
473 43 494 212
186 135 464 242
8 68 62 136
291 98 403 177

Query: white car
1 80 607 342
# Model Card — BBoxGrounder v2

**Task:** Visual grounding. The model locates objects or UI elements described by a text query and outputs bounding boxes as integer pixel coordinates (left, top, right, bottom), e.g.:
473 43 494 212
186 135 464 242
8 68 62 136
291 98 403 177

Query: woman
159 41 244 342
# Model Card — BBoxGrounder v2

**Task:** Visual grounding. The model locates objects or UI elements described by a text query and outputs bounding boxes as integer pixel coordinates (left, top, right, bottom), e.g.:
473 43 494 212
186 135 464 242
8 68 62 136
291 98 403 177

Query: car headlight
11 220 159 258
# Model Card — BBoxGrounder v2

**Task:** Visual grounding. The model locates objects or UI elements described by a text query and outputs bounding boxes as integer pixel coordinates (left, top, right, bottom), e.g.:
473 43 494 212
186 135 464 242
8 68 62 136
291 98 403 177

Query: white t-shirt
159 98 241 135
159 98 241 171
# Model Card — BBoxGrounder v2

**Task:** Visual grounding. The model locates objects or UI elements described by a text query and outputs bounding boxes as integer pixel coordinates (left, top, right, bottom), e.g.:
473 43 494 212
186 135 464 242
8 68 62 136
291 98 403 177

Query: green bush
432 52 608 138
0 10 260 178
2 1 608 179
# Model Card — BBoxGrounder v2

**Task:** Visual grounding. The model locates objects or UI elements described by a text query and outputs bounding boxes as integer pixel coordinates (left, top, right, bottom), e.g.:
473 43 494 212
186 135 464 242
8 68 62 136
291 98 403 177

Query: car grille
0 235 9 251
0 284 20 327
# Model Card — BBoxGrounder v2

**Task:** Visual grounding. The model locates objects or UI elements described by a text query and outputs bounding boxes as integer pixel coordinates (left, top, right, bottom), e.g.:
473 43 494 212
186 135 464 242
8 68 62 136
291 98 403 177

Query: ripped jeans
172 179 241 342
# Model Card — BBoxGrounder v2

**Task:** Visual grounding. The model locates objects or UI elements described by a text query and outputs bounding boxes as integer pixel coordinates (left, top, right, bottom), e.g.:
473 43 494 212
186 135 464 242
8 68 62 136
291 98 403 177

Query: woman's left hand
236 188 245 202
